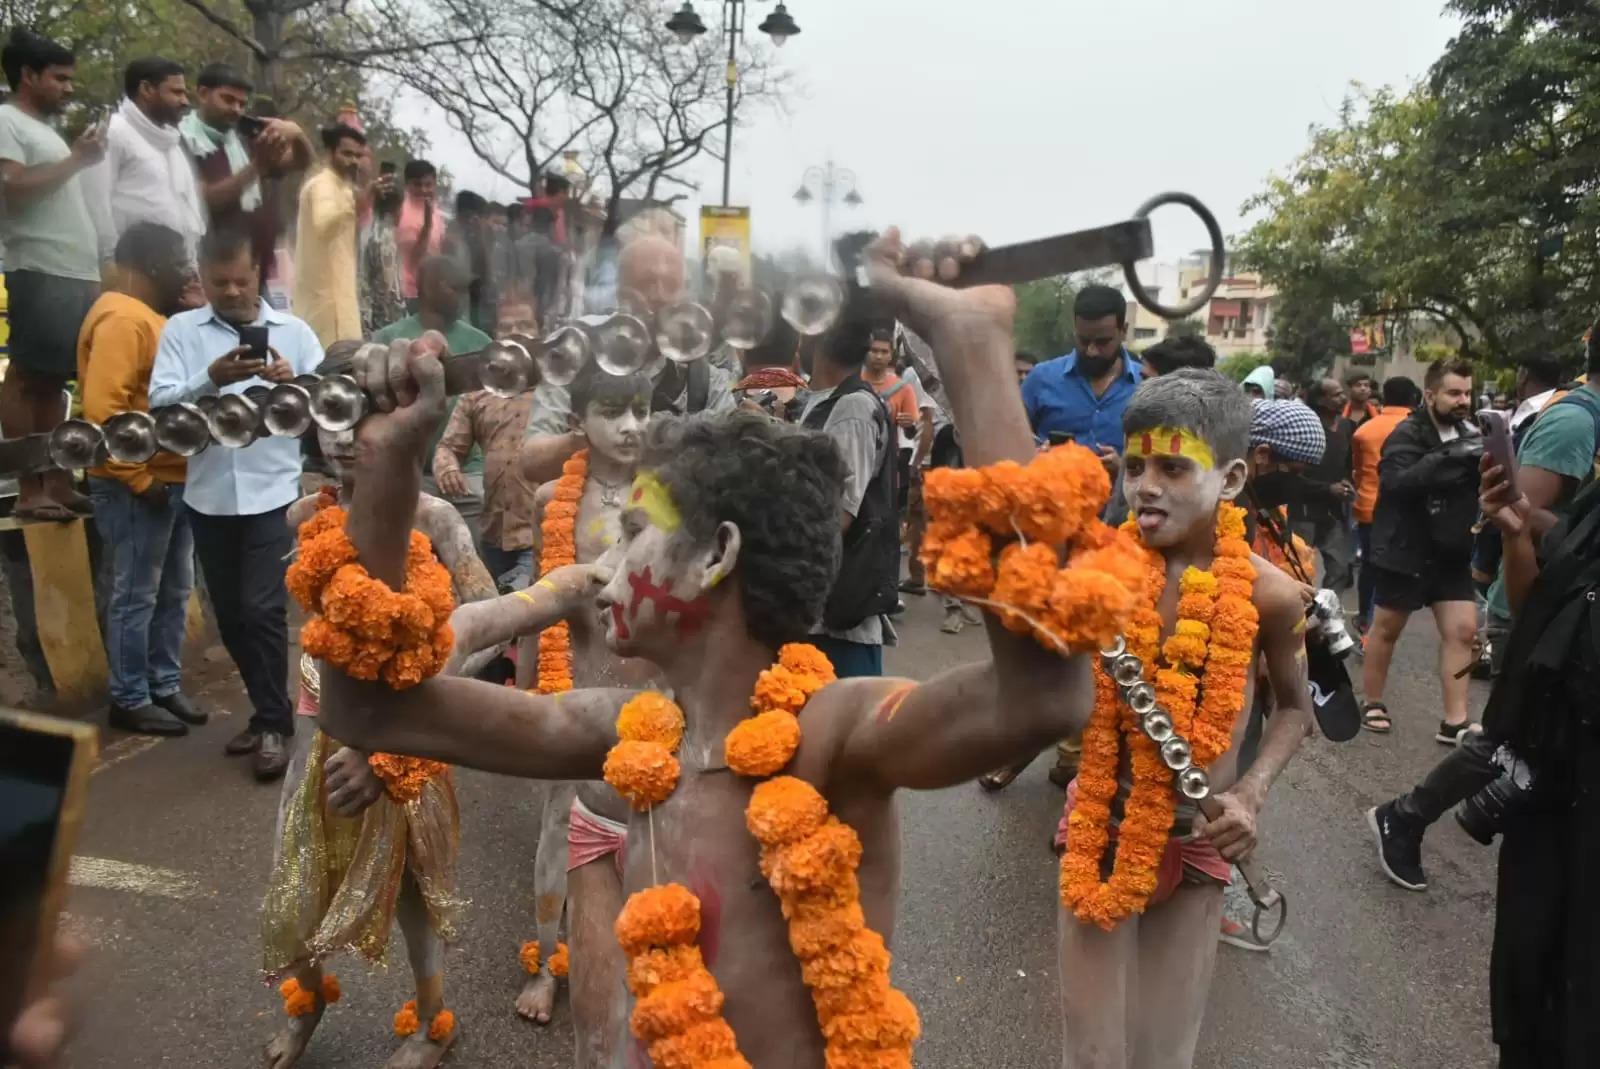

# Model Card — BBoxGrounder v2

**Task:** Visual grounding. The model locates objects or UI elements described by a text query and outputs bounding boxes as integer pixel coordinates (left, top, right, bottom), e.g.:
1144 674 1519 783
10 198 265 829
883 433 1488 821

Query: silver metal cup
592 313 653 377
479 339 533 398
47 418 105 470
655 300 714 364
537 326 588 387
207 393 262 448
308 374 367 433
1126 681 1158 715
1139 707 1175 743
1159 736 1193 771
153 403 212 457
1177 766 1211 800
1112 654 1145 687
263 383 314 437
101 411 159 464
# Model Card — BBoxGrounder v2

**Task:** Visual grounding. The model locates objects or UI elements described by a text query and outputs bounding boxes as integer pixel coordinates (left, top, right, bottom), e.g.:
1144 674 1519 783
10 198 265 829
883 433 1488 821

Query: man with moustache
1021 283 1143 465
1361 358 1484 742
93 57 206 260
294 123 381 346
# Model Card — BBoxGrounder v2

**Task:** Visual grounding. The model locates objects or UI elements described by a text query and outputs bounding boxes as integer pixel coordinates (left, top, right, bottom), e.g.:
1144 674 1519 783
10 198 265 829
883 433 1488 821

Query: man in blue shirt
149 226 324 780
1020 284 1141 462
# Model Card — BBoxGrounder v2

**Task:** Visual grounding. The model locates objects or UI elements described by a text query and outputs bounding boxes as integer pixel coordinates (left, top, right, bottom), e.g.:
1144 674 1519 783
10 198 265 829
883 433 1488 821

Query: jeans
1392 730 1500 828
89 477 194 709
810 635 884 678
480 544 532 592
188 504 294 736
1356 523 1376 629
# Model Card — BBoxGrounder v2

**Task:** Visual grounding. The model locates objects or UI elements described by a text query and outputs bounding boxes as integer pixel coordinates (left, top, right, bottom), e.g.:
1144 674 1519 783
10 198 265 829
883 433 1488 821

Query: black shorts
1371 563 1476 612
5 270 99 380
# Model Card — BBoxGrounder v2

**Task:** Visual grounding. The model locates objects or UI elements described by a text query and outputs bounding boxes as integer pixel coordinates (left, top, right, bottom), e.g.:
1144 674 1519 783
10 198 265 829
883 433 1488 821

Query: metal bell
101 411 159 464
153 403 212 457
194 394 219 416
479 338 533 398
1160 736 1193 771
1126 681 1158 715
531 326 586 387
243 383 271 408
720 288 772 350
1099 635 1127 664
308 374 366 433
780 274 844 336
592 313 653 377
263 383 314 438
47 418 105 470
1112 654 1144 687
1177 766 1211 800
207 394 262 448
1139 707 1175 743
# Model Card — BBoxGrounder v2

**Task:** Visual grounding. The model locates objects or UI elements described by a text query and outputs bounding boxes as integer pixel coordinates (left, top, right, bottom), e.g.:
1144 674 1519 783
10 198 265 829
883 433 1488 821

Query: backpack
650 359 711 416
803 375 900 631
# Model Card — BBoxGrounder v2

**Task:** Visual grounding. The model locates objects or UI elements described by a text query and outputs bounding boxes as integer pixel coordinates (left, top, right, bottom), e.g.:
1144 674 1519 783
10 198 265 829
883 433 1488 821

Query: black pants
187 505 293 736
1393 731 1500 827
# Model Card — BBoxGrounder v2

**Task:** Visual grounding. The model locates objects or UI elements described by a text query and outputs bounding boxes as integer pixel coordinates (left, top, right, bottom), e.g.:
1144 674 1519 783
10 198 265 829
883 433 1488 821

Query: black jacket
1370 408 1482 577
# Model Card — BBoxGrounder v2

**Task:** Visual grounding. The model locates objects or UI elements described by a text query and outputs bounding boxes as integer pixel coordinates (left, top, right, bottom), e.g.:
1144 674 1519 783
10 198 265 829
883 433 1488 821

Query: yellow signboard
700 205 751 281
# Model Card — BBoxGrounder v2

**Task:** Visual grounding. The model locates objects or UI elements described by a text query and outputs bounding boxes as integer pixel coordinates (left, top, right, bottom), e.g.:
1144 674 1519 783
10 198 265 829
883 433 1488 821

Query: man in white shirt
0 29 105 522
86 56 206 263
150 227 323 780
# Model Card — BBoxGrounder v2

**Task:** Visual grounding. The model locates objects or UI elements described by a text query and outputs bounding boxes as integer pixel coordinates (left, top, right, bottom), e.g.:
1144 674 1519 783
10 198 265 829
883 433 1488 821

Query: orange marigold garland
920 444 1144 653
393 1001 455 1042
1059 503 1259 929
536 450 588 695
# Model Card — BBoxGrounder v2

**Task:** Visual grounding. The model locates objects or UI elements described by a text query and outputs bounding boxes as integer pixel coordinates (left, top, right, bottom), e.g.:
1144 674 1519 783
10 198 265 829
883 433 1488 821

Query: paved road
57 596 1499 1068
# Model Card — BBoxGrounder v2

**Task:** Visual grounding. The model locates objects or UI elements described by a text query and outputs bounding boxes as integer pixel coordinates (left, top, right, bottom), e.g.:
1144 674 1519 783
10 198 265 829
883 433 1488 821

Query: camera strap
1245 486 1314 586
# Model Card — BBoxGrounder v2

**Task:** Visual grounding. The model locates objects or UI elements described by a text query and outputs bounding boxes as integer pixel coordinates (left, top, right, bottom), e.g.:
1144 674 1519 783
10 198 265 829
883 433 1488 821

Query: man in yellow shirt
292 123 380 346
79 222 211 735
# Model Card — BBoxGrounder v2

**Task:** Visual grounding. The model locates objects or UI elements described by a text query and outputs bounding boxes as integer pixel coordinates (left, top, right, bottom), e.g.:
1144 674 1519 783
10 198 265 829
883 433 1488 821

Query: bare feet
515 971 557 1025
264 1005 325 1069
382 1030 457 1069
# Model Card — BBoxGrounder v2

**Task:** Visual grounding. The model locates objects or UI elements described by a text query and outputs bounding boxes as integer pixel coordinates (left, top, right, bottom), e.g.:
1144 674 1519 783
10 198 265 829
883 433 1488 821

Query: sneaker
940 609 964 635
1366 802 1427 891
1218 912 1270 953
1435 720 1482 746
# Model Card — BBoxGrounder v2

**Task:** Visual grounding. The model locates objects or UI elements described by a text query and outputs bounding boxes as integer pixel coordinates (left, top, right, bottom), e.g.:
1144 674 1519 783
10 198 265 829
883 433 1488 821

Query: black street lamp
793 161 861 260
666 0 803 206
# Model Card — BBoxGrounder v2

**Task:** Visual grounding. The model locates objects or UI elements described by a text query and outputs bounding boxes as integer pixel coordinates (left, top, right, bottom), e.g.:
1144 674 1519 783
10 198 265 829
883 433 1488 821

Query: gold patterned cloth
261 661 462 977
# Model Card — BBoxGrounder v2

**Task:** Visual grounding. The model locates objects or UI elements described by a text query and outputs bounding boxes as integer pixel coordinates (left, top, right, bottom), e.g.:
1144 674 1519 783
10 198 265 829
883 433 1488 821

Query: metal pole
721 0 739 206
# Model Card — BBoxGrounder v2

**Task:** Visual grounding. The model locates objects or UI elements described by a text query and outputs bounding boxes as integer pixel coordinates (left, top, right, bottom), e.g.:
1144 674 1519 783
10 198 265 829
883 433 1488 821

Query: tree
1012 276 1077 357
379 0 789 230
1164 317 1204 341
1217 351 1271 383
1238 0 1600 367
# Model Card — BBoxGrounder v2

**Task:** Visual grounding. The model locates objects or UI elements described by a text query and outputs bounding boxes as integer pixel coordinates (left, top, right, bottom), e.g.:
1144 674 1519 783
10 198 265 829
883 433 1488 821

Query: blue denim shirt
149 300 324 517
1020 349 1142 453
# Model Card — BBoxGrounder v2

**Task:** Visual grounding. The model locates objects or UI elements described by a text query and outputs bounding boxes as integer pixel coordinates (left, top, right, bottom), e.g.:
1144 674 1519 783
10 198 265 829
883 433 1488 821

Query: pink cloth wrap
568 795 626 874
1054 778 1232 908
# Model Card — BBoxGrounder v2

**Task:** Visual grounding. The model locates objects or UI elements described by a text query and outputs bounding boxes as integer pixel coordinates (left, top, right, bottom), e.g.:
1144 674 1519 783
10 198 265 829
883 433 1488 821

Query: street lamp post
665 0 800 207
793 161 862 260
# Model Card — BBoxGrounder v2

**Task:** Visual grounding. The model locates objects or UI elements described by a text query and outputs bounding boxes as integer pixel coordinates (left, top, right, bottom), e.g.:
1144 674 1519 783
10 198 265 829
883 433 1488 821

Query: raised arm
828 230 1092 792
315 334 625 778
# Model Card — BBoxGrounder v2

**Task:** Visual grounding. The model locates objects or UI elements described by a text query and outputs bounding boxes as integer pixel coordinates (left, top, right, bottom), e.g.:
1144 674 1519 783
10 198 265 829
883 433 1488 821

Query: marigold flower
823 1046 915 1069
547 943 569 977
989 542 1059 633
320 974 341 1004
626 945 707 997
799 930 891 990
811 973 892 1024
393 1001 419 1037
766 820 863 898
751 666 811 715
725 711 802 777
647 1021 743 1069
604 740 681 809
745 776 828 848
630 971 726 1042
615 884 702 956
519 941 541 974
280 977 316 1017
367 753 448 803
1043 569 1137 652
787 900 865 960
778 643 836 681
617 692 686 748
427 1009 455 1042
820 985 922 1048
923 526 996 598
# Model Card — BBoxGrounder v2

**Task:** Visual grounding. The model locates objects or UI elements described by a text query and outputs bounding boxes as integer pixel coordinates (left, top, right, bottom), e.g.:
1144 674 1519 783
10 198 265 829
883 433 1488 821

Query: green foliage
1164 317 1205 341
1217 351 1271 383
1013 276 1077 358
1238 1 1600 368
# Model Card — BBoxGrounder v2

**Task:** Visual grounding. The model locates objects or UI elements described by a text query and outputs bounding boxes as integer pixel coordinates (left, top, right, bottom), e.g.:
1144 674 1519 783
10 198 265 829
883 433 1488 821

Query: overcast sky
418 0 1460 264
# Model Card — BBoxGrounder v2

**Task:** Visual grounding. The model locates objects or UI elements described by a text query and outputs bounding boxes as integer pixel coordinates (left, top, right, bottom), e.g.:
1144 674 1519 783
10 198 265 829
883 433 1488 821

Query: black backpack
803 375 900 631
650 360 711 416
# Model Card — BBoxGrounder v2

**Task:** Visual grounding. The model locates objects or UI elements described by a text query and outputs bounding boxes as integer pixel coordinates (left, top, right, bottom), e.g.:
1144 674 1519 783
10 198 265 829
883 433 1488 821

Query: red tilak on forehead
626 566 710 635
1138 431 1185 456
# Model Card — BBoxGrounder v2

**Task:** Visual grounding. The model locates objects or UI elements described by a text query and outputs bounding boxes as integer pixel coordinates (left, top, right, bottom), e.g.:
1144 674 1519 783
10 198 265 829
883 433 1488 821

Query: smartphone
236 114 268 140
1047 430 1076 447
1476 408 1518 495
237 324 270 361
0 709 97 1050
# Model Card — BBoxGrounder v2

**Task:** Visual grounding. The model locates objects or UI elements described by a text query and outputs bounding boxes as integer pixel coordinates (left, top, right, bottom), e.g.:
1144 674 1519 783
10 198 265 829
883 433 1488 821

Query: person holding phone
180 63 311 292
149 227 324 780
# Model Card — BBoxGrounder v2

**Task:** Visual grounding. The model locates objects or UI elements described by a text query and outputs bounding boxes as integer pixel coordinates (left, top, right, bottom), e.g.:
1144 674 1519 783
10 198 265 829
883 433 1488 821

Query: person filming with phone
148 227 324 781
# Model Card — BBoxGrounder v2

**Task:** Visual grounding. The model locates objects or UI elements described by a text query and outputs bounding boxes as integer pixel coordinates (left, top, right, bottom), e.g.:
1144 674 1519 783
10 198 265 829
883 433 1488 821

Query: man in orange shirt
79 221 208 736
1350 376 1419 632
861 328 921 516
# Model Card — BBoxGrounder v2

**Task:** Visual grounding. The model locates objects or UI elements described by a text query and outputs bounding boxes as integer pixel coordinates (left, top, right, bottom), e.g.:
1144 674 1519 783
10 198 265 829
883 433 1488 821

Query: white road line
92 734 164 774
68 856 202 900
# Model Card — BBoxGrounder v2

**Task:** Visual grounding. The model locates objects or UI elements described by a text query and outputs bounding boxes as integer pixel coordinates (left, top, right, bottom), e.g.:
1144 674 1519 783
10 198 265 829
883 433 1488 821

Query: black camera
1454 769 1536 845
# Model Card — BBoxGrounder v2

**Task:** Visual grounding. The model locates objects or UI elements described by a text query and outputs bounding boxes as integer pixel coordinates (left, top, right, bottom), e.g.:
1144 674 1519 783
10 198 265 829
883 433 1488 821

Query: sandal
978 761 1027 792
13 502 79 524
1361 702 1392 734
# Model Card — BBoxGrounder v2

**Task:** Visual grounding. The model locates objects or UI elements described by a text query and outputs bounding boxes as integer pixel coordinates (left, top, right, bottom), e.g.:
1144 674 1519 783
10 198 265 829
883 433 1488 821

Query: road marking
92 735 163 774
69 856 202 900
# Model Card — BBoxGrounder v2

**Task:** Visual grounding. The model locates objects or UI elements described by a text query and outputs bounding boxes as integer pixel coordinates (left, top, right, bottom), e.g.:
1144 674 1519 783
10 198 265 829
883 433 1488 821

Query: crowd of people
5 22 1600 1069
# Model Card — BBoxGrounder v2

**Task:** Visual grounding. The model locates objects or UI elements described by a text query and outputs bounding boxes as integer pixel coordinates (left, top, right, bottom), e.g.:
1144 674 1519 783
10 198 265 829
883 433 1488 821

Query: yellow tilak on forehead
1126 426 1216 470
628 472 681 533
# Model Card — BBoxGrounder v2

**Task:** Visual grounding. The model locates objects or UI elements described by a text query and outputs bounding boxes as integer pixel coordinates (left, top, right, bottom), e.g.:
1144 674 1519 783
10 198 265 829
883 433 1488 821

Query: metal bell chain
1099 635 1288 945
